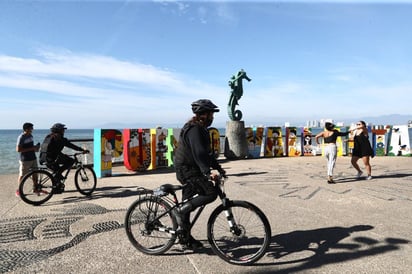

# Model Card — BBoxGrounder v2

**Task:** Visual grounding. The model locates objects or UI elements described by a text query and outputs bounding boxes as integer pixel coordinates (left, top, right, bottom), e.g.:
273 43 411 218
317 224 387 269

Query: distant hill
347 114 411 126
88 114 411 129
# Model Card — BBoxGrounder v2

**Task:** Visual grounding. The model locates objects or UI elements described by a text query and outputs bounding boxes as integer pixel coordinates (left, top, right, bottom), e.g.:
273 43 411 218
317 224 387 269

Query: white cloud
0 48 411 129
0 49 230 128
0 52 183 90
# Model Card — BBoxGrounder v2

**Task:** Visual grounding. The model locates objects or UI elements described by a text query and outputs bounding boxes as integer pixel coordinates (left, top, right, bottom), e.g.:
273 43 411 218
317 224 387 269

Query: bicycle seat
159 184 183 194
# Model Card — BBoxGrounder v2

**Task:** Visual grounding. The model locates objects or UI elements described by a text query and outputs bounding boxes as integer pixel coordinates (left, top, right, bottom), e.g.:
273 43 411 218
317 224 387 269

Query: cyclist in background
40 123 89 193
174 99 226 250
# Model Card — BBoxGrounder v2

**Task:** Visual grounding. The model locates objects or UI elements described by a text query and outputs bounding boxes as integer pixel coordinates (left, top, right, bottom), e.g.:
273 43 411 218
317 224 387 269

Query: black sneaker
53 174 64 184
181 239 203 250
182 235 203 250
53 183 65 194
187 236 203 249
177 228 189 244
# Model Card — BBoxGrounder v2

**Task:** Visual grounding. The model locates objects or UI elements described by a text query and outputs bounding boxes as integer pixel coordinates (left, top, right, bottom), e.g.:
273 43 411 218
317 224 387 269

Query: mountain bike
125 175 271 265
19 152 97 206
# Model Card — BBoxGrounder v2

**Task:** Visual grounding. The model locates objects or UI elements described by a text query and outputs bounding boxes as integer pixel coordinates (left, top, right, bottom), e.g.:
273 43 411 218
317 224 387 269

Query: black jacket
40 133 83 163
174 122 220 176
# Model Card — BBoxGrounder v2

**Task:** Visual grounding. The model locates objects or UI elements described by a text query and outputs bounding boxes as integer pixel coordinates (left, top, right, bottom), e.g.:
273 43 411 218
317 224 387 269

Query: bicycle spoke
75 166 96 196
125 197 177 255
19 170 54 205
208 201 271 265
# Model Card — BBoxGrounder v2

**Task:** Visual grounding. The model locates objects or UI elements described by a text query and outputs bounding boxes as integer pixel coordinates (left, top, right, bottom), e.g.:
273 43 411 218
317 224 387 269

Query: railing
68 138 125 166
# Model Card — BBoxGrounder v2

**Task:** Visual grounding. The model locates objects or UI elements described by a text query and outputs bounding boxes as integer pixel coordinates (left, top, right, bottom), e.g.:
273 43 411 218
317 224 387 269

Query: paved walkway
1 156 411 273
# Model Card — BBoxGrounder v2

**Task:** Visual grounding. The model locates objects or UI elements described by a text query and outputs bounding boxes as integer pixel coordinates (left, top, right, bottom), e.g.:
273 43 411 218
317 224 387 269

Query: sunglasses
356 123 363 126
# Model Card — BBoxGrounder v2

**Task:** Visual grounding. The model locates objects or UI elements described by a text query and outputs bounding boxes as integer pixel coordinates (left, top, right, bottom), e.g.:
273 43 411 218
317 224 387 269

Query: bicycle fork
77 167 89 182
73 162 89 182
221 198 242 236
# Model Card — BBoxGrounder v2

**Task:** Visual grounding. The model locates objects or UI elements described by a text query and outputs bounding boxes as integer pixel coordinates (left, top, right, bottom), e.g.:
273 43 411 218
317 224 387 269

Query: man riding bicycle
39 123 89 193
174 99 226 250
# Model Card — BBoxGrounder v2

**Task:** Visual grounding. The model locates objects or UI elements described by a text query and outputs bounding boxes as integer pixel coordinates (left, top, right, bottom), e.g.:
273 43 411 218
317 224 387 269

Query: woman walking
315 122 349 184
351 121 374 180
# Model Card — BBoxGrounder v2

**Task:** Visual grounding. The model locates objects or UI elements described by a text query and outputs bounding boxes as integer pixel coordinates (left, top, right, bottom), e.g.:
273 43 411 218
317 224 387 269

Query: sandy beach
1 156 411 273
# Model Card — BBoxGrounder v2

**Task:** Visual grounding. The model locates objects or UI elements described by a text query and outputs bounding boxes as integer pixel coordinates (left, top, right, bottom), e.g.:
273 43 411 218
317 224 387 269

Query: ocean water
0 129 93 175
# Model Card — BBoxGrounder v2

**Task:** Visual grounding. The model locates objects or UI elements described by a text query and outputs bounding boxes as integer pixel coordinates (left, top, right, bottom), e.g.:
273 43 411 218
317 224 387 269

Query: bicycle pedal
177 231 189 244
53 184 65 194
180 237 203 250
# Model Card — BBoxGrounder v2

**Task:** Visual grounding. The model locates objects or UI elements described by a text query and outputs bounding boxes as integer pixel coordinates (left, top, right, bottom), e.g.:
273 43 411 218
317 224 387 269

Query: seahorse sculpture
228 69 251 121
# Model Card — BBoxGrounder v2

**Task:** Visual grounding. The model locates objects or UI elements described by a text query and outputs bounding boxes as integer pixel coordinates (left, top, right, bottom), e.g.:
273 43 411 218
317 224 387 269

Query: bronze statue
228 69 251 121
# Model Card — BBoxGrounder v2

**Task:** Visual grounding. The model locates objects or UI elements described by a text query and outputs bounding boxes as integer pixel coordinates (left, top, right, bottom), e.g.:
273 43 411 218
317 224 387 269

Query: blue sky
1 0 411 129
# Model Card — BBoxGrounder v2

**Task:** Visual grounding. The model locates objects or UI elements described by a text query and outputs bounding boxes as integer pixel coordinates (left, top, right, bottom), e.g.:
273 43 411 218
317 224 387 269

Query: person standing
173 99 226 250
16 122 40 196
315 122 349 184
351 121 374 180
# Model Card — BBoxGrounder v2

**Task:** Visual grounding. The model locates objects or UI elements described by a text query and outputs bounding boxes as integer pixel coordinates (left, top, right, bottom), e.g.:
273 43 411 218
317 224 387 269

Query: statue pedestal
224 121 248 159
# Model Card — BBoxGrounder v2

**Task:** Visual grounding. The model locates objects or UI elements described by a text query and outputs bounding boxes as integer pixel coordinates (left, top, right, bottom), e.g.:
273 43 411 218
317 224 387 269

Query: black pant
176 167 217 231
47 154 74 179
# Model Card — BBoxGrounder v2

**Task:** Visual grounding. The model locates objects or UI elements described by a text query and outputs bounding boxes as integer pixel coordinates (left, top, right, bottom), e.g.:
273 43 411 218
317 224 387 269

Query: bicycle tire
74 166 97 196
207 200 271 265
125 196 177 255
19 169 54 206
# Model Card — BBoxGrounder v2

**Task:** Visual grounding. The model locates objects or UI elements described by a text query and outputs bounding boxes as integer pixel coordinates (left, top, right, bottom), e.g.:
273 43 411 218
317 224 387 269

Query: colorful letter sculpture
123 128 151 172
372 128 387 156
209 127 221 159
166 128 181 167
93 129 123 177
92 122 410 178
150 128 169 169
387 125 411 156
264 127 284 157
302 128 314 156
286 127 301 157
246 126 264 158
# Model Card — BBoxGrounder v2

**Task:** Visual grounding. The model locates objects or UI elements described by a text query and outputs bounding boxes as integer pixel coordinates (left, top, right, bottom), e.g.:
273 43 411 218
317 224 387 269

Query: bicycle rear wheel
19 169 54 206
207 200 271 265
125 196 177 255
74 166 97 196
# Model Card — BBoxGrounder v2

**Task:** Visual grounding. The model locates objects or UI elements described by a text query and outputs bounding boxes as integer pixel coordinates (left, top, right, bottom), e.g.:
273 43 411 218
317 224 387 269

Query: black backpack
39 135 53 165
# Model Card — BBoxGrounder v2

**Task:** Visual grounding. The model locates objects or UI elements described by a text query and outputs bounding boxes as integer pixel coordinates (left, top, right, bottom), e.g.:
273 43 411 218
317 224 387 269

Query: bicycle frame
126 175 271 264
48 153 84 183
138 176 231 234
29 153 86 186
19 152 96 206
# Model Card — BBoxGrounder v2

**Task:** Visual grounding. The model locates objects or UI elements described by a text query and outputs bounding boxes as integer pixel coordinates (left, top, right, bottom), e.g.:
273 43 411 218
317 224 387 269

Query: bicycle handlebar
69 151 90 157
213 174 227 186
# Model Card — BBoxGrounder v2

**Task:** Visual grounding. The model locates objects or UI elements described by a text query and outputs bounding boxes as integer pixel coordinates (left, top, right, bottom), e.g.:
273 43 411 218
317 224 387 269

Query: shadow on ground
335 172 412 183
253 224 409 273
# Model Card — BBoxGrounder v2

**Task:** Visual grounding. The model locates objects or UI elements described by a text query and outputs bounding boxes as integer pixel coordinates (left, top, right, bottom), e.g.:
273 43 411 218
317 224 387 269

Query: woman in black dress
351 121 374 180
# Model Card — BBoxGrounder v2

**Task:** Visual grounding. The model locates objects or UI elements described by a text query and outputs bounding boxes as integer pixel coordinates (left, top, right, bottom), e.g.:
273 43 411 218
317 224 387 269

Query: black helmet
23 122 34 131
51 123 67 133
191 99 219 114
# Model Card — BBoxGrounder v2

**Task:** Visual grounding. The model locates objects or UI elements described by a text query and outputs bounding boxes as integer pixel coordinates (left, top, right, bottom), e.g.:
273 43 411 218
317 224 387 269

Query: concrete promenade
1 156 411 273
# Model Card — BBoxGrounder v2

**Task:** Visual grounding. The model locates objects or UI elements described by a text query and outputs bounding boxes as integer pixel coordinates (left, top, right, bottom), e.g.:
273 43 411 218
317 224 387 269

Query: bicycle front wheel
19 169 54 206
207 200 271 265
74 166 97 196
125 196 177 255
